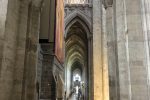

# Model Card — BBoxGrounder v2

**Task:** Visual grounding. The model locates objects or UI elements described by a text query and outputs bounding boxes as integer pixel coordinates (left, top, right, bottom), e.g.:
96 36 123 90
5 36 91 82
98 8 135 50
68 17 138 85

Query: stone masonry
0 0 150 100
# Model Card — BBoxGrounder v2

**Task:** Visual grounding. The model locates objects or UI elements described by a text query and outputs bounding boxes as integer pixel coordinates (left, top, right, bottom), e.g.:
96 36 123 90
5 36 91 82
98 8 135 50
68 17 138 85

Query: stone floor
69 93 83 100
69 94 77 100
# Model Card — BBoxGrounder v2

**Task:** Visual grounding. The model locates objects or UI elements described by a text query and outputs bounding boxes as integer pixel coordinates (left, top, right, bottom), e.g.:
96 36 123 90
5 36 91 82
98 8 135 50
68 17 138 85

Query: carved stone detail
65 4 92 19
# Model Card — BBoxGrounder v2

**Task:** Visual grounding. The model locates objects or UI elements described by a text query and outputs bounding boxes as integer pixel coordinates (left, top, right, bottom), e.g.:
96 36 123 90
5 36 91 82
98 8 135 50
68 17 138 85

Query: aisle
69 93 77 100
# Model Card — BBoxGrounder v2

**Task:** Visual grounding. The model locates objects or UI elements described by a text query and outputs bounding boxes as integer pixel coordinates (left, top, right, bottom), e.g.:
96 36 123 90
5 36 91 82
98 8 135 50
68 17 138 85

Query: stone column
116 0 150 99
93 0 109 100
115 0 132 99
141 0 150 98
0 0 21 100
93 0 103 99
126 0 149 99
0 0 9 72
11 1 29 100
102 5 109 100
106 5 119 100
88 35 93 100
22 4 41 100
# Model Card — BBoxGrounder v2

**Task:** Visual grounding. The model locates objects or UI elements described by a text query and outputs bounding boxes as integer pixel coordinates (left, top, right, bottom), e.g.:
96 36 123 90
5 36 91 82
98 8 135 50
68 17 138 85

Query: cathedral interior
0 0 150 100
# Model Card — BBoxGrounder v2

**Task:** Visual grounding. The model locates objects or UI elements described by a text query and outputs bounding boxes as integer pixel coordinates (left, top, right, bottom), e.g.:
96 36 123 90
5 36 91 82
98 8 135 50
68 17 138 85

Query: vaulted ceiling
65 20 88 73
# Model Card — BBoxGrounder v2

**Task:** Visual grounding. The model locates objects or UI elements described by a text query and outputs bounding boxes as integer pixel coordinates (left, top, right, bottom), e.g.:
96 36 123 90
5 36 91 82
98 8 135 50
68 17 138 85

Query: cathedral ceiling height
0 0 150 100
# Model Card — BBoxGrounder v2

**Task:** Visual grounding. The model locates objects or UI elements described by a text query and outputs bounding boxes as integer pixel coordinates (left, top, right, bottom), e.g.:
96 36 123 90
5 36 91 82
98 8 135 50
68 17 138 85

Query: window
65 0 88 4
73 74 81 81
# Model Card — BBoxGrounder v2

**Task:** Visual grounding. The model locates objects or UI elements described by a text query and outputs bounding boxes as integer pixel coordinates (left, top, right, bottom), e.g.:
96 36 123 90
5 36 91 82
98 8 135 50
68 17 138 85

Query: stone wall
40 43 55 100
39 43 64 100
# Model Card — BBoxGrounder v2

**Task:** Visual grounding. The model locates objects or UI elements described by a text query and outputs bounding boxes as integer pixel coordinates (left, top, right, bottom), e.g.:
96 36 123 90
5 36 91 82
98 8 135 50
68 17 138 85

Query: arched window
65 0 88 4
73 74 81 81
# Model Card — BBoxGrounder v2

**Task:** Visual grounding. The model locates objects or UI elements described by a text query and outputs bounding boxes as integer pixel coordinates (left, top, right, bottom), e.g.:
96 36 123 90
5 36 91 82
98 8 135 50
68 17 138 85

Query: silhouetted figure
78 87 82 100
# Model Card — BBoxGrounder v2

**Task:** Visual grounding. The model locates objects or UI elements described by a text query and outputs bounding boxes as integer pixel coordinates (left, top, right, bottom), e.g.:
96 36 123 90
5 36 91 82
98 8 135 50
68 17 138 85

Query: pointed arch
65 10 91 99
65 10 92 38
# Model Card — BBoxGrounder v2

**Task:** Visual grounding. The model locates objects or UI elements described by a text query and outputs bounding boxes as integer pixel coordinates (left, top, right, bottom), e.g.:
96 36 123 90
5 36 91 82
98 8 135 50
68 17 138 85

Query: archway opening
65 20 89 99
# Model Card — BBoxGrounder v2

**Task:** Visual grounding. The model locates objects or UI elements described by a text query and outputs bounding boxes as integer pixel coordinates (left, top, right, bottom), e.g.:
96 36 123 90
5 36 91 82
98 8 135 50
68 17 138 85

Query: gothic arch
65 10 92 38
65 9 92 99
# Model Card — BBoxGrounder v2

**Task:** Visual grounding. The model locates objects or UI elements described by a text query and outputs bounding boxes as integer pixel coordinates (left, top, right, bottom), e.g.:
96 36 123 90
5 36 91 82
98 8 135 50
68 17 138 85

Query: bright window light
73 74 81 81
